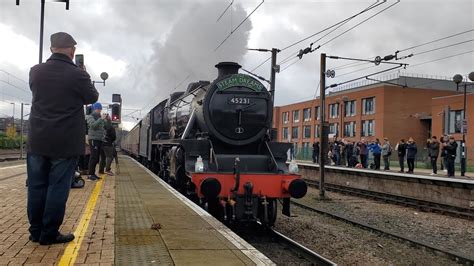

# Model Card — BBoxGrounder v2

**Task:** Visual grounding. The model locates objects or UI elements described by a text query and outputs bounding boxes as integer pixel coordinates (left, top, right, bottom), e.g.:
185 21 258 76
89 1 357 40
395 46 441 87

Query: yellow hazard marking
58 175 105 265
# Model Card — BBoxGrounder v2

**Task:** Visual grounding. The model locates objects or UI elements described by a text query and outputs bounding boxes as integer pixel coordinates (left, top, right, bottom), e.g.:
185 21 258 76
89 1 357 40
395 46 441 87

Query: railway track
290 199 474 265
0 152 21 162
305 179 474 219
231 223 336 265
268 227 336 266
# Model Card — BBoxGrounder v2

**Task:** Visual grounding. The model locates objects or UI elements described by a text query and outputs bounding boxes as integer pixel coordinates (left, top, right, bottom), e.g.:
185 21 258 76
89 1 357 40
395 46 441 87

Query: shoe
430 173 435 176
88 175 99 181
443 169 447 173
40 233 75 245
29 235 39 242
105 171 114 176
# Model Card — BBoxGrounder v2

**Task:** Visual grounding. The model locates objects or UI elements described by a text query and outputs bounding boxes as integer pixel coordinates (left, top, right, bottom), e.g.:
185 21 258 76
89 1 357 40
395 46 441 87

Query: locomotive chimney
215 62 241 78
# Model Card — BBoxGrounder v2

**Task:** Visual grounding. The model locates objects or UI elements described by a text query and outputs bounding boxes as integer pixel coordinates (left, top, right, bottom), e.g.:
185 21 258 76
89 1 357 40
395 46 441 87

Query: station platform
0 156 272 265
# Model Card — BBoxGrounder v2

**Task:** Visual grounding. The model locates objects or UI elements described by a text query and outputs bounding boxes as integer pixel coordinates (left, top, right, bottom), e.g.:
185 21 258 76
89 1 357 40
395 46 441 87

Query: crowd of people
311 135 459 177
79 102 117 181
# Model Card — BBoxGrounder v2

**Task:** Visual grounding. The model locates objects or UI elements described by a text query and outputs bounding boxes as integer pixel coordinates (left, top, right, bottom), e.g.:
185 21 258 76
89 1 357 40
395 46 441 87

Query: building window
329 103 339 118
362 97 376 115
315 124 320 138
293 110 300 123
361 120 375 136
344 121 356 137
448 110 464 134
282 112 289 124
282 127 289 140
344 100 356 117
303 125 311 138
315 106 320 120
303 108 311 121
329 123 339 135
292 126 299 139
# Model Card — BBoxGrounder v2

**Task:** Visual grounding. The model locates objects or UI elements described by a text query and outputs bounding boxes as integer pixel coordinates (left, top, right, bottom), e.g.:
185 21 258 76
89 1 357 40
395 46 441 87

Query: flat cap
50 32 77 48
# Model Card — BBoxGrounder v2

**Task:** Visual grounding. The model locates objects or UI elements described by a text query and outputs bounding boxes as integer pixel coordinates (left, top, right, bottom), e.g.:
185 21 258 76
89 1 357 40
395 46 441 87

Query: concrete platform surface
0 156 273 265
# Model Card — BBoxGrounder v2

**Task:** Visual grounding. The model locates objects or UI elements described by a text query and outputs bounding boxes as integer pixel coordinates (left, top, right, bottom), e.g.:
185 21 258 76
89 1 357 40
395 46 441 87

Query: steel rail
268 227 337 266
304 179 473 219
290 200 474 264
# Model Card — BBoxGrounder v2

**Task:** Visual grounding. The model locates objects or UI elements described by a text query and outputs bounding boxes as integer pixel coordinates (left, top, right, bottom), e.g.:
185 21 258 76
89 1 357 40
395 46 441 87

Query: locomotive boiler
122 62 307 226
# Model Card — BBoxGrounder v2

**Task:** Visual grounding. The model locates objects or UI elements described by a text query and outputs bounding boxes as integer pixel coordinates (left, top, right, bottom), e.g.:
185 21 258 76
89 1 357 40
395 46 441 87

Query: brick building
273 73 474 163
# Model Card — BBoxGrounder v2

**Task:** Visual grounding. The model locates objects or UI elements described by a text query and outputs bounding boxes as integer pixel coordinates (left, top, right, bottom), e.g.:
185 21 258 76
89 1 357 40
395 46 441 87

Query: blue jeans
27 154 77 241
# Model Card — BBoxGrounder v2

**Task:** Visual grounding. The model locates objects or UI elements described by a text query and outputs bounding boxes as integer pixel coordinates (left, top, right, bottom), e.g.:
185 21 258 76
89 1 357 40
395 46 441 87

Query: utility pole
39 0 45 64
269 48 279 102
20 103 30 159
319 53 327 198
16 0 70 64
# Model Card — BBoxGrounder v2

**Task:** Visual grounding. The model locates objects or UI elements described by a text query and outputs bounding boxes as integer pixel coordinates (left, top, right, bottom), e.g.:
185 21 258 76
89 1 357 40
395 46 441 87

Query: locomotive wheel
259 198 277 226
267 199 277 226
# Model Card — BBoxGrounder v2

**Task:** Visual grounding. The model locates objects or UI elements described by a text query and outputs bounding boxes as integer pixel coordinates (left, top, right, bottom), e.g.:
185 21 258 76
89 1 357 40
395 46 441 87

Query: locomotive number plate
228 97 251 105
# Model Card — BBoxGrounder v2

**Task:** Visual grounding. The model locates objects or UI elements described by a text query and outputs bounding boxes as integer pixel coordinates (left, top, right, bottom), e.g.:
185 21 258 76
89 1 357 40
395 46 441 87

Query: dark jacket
396 143 407 157
443 141 458 159
406 142 417 159
103 120 116 146
428 141 440 157
27 53 98 158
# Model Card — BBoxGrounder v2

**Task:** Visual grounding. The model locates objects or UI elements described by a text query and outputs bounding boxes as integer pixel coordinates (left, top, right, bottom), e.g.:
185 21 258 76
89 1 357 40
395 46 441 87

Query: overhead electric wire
250 0 384 72
409 49 474 68
278 0 399 74
413 39 474 56
331 29 474 70
281 0 383 52
216 0 234 22
399 29 474 52
215 0 264 51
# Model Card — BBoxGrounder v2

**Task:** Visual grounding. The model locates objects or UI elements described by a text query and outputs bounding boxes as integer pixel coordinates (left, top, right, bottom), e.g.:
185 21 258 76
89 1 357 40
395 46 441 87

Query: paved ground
0 162 115 265
0 156 272 265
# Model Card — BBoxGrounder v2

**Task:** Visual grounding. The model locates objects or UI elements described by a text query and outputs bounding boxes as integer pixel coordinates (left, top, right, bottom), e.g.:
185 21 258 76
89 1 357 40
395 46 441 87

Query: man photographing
27 32 98 245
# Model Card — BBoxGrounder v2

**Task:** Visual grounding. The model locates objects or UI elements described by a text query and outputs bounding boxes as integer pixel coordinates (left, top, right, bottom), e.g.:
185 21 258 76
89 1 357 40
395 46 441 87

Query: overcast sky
0 0 473 130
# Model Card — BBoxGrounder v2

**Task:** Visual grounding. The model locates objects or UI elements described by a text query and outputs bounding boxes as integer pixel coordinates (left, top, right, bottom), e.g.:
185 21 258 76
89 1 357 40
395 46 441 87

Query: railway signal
111 103 121 124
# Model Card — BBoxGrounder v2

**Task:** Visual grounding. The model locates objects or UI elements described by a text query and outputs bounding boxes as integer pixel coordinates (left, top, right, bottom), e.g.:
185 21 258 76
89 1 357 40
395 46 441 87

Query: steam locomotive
121 62 307 226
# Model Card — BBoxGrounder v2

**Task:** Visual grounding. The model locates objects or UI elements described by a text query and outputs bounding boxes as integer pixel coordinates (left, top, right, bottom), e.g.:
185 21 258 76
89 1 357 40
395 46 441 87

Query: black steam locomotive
122 62 307 226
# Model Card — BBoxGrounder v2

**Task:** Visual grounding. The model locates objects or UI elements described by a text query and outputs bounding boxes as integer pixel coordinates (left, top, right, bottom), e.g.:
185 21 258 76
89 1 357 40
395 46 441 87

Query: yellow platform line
58 175 105 266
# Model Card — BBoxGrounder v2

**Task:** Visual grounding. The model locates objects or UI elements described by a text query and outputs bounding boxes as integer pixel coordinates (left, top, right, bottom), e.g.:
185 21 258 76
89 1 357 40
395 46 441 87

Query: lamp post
16 0 70 64
20 103 30 159
92 72 109 87
452 71 474 176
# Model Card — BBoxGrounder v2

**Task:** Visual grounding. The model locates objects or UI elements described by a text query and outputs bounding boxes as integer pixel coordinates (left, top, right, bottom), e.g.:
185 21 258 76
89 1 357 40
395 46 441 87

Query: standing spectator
428 136 440 175
406 137 417 173
350 141 359 167
332 140 341 166
87 102 106 180
359 139 368 168
381 137 392 170
345 140 354 167
312 142 320 164
395 139 407 172
27 32 98 245
340 140 347 167
443 136 458 177
99 115 116 175
369 139 382 170
440 135 449 172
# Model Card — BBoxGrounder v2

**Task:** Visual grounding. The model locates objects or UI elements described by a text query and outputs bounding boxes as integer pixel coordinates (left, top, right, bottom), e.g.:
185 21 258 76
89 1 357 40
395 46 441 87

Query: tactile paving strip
115 164 173 265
